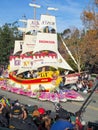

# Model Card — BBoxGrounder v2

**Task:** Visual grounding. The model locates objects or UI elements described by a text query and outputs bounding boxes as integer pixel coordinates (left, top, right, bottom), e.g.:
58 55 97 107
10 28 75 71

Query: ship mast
22 15 27 40
29 3 40 20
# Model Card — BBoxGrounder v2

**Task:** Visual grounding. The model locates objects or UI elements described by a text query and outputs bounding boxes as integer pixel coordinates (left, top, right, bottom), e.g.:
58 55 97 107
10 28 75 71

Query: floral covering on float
0 79 84 102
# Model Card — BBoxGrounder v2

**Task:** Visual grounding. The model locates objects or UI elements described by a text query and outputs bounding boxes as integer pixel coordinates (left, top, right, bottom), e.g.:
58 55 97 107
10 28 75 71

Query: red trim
9 73 52 84
66 73 80 77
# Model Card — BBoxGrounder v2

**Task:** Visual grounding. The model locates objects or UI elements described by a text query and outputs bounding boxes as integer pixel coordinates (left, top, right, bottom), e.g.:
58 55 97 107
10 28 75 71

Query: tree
60 28 88 73
81 0 98 72
0 22 21 66
59 0 98 73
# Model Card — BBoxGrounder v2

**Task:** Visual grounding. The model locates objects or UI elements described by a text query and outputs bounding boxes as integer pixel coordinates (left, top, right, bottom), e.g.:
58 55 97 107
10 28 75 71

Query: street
0 89 98 123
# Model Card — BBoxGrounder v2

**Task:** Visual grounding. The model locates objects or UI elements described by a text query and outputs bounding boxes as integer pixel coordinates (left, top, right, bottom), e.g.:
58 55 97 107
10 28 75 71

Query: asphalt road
0 89 98 124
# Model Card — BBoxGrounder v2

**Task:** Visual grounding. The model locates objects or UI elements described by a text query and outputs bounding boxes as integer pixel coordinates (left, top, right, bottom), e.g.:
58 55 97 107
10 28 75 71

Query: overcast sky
0 0 89 32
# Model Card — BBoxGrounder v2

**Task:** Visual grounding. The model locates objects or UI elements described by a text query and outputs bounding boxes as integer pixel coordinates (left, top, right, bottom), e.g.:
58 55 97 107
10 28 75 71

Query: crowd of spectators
76 72 96 94
0 67 98 130
0 95 85 130
63 72 96 94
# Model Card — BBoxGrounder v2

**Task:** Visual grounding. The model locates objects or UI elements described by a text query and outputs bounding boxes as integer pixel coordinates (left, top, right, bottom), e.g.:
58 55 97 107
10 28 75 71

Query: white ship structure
8 4 75 93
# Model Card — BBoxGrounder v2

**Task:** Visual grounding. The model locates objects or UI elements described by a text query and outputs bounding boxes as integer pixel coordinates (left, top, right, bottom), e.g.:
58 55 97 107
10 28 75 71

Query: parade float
4 3 84 102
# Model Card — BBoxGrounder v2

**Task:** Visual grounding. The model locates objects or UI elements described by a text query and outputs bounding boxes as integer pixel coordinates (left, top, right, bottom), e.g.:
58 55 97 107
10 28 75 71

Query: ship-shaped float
7 3 84 102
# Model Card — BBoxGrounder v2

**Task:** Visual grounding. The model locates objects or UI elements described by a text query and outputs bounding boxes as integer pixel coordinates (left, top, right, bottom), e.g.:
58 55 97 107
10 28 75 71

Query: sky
0 0 89 32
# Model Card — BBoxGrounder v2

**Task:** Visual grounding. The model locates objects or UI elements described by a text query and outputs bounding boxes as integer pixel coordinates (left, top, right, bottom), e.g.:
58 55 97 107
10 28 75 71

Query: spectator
32 107 46 128
38 107 46 115
9 105 24 129
88 80 94 91
82 80 89 94
32 109 40 118
22 106 38 130
0 103 9 128
38 115 52 130
75 111 83 130
0 96 11 128
50 109 74 130
9 105 38 130
31 105 40 118
76 81 83 91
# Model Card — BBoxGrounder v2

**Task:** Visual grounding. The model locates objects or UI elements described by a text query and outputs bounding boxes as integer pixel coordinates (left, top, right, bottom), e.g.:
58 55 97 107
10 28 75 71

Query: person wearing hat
31 107 45 128
9 105 38 130
50 111 74 130
38 107 46 115
9 105 24 129
10 105 23 118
